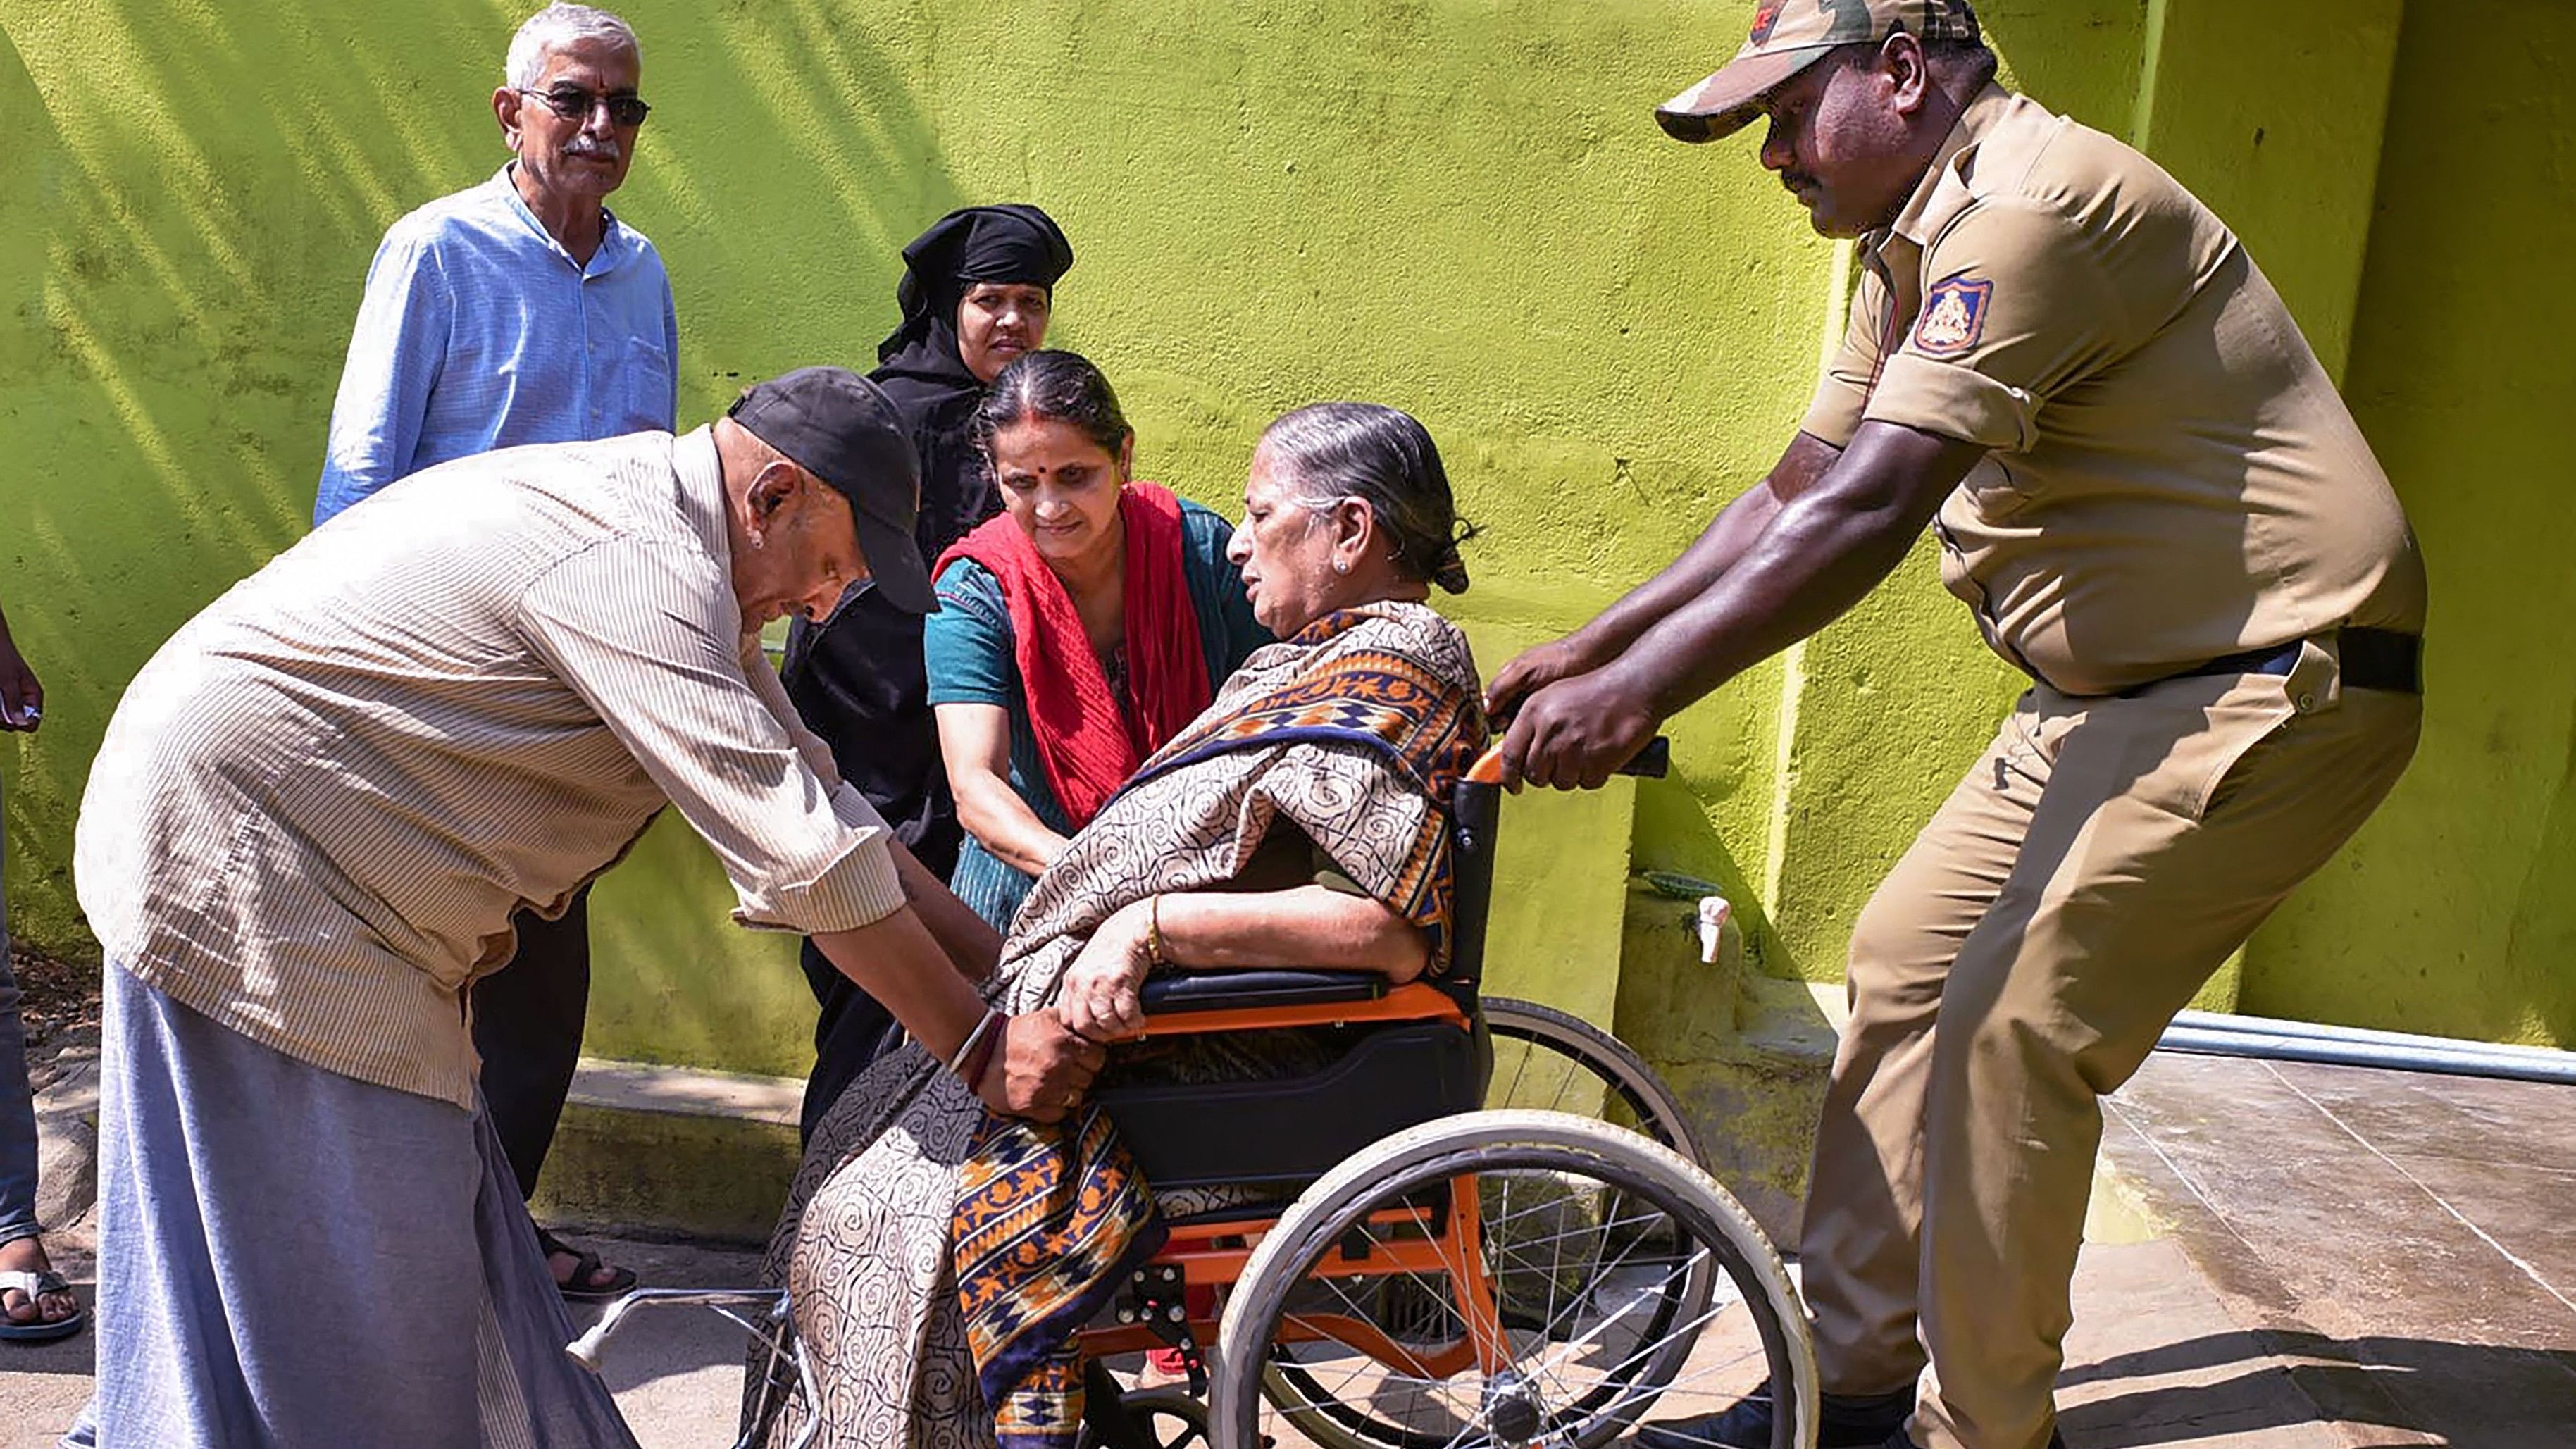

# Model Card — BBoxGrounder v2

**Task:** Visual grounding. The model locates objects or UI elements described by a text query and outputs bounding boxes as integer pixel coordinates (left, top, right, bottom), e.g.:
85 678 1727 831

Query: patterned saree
752 601 1486 1448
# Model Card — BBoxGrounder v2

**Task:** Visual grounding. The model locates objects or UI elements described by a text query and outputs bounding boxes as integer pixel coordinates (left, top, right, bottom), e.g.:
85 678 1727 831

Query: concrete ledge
533 1057 806 1248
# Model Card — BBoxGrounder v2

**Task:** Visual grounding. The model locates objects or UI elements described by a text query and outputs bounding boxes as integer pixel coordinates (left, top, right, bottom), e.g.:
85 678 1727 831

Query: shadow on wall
0 0 956 999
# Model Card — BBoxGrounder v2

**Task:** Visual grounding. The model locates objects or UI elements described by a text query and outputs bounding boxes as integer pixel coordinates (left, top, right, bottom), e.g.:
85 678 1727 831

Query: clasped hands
964 900 1153 1125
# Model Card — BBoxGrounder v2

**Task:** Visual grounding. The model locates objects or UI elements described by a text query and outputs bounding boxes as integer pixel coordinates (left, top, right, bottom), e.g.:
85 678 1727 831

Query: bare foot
0 1235 79 1330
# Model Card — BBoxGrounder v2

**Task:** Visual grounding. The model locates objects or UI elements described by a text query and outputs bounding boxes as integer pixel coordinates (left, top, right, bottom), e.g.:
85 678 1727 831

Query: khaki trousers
1796 640 2421 1449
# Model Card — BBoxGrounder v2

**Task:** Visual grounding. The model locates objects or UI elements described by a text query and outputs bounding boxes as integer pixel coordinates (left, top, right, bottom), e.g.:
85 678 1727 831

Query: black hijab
871 204 1076 406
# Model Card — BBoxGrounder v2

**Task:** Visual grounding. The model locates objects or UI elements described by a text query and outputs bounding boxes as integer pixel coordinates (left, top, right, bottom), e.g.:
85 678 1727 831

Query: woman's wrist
1143 894 1168 970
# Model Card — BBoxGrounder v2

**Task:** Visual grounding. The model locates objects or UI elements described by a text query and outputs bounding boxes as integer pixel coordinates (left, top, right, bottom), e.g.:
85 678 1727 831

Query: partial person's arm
1503 199 2129 788
1057 889 1429 1042
1500 421 1988 789
1489 260 1892 720
809 909 1089 1118
316 228 452 524
889 839 1002 984
0 599 40 732
518 537 1090 1116
1484 430 1842 717
925 566 1076 878
937 703 1072 876
657 276 681 430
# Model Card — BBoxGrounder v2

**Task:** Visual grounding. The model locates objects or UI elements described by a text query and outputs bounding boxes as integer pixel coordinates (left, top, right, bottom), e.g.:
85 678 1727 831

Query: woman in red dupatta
926 352 1271 933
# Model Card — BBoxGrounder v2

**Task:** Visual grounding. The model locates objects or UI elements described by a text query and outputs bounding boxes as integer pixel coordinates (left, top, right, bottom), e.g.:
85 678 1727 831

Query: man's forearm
1612 424 1984 713
811 909 993 1062
1577 432 1842 659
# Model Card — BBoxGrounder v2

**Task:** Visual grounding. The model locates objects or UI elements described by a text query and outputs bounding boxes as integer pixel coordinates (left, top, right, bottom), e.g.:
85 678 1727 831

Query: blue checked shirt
314 165 680 524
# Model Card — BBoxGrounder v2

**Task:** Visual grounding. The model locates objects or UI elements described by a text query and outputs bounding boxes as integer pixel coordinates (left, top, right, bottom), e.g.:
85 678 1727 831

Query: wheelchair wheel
1481 997 1705 1165
1214 1109 1815 1449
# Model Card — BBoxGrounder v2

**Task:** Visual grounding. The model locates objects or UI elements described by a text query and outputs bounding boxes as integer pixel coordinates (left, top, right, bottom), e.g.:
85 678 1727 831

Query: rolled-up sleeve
516 536 904 934
1864 199 2138 453
1800 263 1891 449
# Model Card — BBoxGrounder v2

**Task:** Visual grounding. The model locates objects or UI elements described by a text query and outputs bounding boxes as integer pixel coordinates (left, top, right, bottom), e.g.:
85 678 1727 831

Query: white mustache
565 138 621 161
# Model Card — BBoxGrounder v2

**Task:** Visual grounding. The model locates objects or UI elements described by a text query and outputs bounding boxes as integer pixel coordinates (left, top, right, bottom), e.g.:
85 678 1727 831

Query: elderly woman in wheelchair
735 404 1819 1449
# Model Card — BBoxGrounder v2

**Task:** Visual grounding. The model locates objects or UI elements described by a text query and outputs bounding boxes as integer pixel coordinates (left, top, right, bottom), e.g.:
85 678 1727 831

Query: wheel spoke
1219 1105 1800 1449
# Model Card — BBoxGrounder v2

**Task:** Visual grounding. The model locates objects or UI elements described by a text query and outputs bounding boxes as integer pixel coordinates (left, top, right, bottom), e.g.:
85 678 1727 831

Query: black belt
2143 627 2422 695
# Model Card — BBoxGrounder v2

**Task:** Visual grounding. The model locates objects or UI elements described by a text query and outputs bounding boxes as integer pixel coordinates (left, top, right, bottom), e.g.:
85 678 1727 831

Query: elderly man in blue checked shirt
312 1 678 1302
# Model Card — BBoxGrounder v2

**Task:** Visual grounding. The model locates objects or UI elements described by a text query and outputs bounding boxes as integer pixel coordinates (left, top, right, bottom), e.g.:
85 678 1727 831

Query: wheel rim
1107 1386 1212 1449
1480 1002 1702 1162
1260 1005 1720 1448
1236 1140 1791 1449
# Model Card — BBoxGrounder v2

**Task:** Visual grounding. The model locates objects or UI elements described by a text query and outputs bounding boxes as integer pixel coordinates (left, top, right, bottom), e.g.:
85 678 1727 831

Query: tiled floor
2098 1052 2576 1446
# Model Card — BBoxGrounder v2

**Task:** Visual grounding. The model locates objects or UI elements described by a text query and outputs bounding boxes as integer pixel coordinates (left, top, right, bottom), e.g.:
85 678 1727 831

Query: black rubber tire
1213 1109 1816 1449
1481 996 1706 1166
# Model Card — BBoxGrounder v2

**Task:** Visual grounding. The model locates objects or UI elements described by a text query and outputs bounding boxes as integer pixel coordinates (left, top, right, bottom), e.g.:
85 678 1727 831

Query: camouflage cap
1655 0 1983 144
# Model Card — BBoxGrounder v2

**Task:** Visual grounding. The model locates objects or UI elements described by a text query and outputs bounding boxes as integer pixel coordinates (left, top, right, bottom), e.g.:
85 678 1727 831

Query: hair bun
1431 547 1471 594
1430 516 1480 593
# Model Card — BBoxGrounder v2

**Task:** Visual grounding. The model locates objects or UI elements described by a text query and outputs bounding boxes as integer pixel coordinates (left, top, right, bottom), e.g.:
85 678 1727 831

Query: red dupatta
934 480 1213 829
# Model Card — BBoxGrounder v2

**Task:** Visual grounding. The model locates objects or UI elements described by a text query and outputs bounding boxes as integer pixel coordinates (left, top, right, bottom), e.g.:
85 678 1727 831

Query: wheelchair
570 739 1819 1449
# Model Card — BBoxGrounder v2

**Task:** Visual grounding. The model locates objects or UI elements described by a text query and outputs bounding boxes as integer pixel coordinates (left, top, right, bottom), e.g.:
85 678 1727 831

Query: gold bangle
1145 894 1166 969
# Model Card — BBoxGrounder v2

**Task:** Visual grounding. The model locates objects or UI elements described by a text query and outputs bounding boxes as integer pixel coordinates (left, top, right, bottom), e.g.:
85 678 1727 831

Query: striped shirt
77 428 904 1108
313 165 680 525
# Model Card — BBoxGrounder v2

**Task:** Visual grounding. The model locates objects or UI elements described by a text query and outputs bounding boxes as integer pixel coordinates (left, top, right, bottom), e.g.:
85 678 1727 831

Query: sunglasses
515 85 650 128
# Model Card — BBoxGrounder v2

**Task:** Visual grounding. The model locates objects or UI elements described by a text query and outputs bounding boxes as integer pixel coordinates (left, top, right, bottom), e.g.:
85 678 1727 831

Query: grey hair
1257 402 1476 594
506 4 640 89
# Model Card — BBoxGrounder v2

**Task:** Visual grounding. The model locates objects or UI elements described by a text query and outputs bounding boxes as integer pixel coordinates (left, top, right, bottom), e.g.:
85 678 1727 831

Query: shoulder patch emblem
1912 276 1992 356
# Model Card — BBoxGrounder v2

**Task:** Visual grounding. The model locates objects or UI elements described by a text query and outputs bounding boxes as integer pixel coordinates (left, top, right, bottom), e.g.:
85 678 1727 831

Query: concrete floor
5 1051 2570 1447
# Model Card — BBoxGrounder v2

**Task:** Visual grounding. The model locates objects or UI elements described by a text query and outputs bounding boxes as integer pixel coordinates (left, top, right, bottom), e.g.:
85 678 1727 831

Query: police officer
1484 4 2427 1447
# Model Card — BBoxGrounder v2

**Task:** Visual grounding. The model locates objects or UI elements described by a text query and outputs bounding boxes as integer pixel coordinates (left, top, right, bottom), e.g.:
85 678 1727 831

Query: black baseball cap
726 367 936 614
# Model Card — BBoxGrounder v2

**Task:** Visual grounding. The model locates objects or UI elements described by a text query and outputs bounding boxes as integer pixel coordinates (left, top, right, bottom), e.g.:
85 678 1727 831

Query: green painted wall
4 0 2567 1069
0 0 1821 1074
2245 0 2576 1047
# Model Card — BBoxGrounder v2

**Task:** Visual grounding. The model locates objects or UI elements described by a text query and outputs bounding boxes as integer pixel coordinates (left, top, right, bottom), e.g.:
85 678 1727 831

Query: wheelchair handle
1465 735 1669 785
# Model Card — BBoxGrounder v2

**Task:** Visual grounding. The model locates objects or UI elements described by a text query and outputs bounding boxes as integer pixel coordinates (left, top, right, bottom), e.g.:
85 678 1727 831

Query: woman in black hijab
782 204 1074 1140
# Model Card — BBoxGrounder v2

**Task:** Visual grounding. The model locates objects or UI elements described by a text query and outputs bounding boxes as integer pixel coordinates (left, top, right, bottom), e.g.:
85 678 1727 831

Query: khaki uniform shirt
1802 86 2426 696
77 427 906 1109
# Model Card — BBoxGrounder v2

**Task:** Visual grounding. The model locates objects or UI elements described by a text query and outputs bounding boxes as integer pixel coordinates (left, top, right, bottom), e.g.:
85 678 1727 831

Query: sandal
0 1268 86 1343
535 1226 635 1303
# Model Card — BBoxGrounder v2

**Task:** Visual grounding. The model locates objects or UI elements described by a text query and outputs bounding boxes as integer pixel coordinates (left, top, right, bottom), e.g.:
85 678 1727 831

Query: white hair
505 4 640 89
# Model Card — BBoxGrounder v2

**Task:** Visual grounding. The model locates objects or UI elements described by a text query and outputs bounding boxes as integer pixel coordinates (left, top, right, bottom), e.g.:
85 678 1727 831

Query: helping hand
1483 632 1604 723
978 1012 1107 1124
1498 666 1660 791
1057 902 1153 1043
